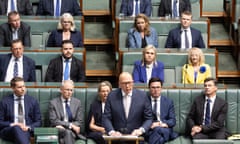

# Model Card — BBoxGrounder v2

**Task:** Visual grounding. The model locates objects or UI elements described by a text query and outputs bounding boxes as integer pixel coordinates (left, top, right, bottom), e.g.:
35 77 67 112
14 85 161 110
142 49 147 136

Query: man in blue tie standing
49 80 86 144
45 40 85 82
186 77 229 139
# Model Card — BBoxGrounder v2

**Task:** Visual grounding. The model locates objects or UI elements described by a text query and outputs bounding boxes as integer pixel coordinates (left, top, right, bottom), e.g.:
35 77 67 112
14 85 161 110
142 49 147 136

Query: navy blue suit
36 0 82 16
47 30 83 47
146 96 178 144
103 88 152 135
127 27 158 48
165 27 205 48
0 54 36 82
0 94 41 144
133 60 164 83
120 0 152 17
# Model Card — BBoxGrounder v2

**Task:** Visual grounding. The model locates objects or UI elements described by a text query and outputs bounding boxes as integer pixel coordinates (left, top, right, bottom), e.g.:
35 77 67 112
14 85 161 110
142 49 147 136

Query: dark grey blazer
0 0 33 15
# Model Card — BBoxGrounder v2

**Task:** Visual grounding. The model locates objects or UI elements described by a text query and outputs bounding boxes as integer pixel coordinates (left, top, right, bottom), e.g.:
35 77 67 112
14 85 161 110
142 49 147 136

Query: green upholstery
118 18 209 49
202 0 224 12
82 0 109 11
121 49 216 84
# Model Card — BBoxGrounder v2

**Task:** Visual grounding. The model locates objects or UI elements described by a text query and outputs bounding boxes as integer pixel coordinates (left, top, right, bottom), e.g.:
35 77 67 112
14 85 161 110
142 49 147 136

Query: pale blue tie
135 0 139 16
64 59 69 80
173 0 178 18
55 0 60 17
11 0 15 11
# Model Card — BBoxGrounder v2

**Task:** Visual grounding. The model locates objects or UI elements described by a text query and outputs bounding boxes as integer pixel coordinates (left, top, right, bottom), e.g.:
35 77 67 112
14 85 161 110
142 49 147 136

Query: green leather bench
120 49 217 84
0 51 85 82
116 17 210 50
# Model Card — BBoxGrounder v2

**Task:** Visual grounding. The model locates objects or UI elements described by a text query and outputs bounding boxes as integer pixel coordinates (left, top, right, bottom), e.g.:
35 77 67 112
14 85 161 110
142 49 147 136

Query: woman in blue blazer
127 14 158 48
133 45 164 83
47 13 83 47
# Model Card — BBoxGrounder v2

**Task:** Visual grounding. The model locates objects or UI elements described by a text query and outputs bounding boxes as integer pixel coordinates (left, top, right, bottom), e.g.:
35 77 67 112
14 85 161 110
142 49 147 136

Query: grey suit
0 22 31 47
0 0 33 15
49 96 84 144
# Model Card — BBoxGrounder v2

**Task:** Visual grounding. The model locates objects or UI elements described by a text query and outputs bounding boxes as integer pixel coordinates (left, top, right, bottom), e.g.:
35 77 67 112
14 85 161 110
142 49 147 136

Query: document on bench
103 135 140 139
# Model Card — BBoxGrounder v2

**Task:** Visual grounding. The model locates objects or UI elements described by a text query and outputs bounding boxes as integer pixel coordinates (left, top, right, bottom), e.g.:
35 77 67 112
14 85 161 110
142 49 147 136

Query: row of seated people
0 10 205 50
0 0 191 18
0 75 229 144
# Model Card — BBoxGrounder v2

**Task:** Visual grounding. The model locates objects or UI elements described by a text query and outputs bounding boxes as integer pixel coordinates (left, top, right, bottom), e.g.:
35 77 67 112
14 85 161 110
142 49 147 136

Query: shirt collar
62 56 72 62
14 94 24 100
205 95 216 103
151 96 161 101
61 96 71 102
146 63 153 68
11 55 23 62
121 90 132 97
181 27 191 31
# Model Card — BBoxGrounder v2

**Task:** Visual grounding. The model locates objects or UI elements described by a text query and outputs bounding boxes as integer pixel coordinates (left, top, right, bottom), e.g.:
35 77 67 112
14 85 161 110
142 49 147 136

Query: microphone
183 64 188 88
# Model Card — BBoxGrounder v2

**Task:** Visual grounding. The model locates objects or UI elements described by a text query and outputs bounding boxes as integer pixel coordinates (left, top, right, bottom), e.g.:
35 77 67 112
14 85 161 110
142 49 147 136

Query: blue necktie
184 30 189 48
65 100 72 122
173 0 178 18
135 0 139 16
55 0 60 17
64 59 69 80
153 99 158 121
11 0 15 11
13 58 18 77
205 99 211 125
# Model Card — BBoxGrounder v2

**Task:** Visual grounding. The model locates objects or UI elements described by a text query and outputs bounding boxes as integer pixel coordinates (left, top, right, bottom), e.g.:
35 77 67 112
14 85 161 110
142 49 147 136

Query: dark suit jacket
0 94 41 131
158 0 191 17
47 30 83 47
45 55 85 82
120 0 152 17
0 22 31 47
133 60 164 83
0 54 36 82
0 0 33 15
186 95 228 136
127 27 158 48
103 88 152 134
165 27 205 48
36 0 82 16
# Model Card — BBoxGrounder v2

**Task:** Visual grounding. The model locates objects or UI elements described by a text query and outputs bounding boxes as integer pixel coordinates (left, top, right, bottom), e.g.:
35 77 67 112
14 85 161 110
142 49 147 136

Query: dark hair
62 40 74 46
10 77 24 87
181 11 192 18
148 77 163 87
204 77 217 86
7 11 19 18
11 39 23 47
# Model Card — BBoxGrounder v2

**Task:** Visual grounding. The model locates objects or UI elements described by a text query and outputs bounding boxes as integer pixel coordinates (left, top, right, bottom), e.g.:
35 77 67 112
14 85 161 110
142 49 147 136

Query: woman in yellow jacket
182 47 211 84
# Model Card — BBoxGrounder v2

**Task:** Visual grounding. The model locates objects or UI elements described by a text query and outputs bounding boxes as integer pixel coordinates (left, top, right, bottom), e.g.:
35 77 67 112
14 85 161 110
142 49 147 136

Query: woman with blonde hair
182 47 211 84
133 45 164 83
127 14 158 48
47 13 83 47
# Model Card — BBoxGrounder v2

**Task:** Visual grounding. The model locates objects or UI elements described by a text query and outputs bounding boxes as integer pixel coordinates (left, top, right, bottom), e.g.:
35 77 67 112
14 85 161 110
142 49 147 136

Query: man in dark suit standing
0 0 33 15
0 39 36 82
49 80 85 144
120 0 152 17
36 0 82 16
0 77 41 144
45 40 85 82
158 0 191 18
0 11 31 47
146 77 178 144
103 72 152 143
165 11 205 49
186 77 229 139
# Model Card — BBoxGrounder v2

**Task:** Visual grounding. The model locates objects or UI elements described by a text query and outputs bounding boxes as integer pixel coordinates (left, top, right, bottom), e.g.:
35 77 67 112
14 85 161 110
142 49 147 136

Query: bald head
119 72 134 94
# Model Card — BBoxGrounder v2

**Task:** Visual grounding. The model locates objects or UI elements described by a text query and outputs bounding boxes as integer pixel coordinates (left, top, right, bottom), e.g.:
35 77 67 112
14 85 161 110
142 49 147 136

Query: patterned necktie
64 59 69 80
205 99 211 125
173 0 178 18
13 58 18 77
184 29 189 48
11 0 15 11
135 0 139 16
153 99 158 121
65 100 73 122
17 98 24 123
55 0 60 17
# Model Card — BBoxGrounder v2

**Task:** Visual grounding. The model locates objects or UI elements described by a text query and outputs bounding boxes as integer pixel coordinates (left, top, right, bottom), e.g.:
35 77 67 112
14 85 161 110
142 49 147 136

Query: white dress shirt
5 55 23 82
180 27 192 49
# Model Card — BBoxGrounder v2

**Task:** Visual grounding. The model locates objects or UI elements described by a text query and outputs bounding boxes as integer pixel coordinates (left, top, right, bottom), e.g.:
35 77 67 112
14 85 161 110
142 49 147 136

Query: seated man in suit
0 77 41 144
165 11 205 49
158 0 191 18
146 77 178 144
186 77 230 139
49 80 86 144
36 0 82 16
0 0 33 15
0 11 31 47
120 0 152 17
45 39 85 82
0 39 36 82
102 72 152 143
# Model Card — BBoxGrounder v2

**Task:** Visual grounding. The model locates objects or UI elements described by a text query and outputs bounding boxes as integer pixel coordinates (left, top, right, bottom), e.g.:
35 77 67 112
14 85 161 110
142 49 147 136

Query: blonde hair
57 13 75 31
98 81 112 92
134 14 151 36
141 45 157 66
188 47 205 65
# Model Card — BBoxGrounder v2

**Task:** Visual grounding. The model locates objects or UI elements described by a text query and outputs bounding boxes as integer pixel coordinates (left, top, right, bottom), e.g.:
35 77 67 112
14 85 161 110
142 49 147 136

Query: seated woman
182 47 211 84
47 13 83 47
87 81 112 144
127 14 158 48
133 45 164 83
